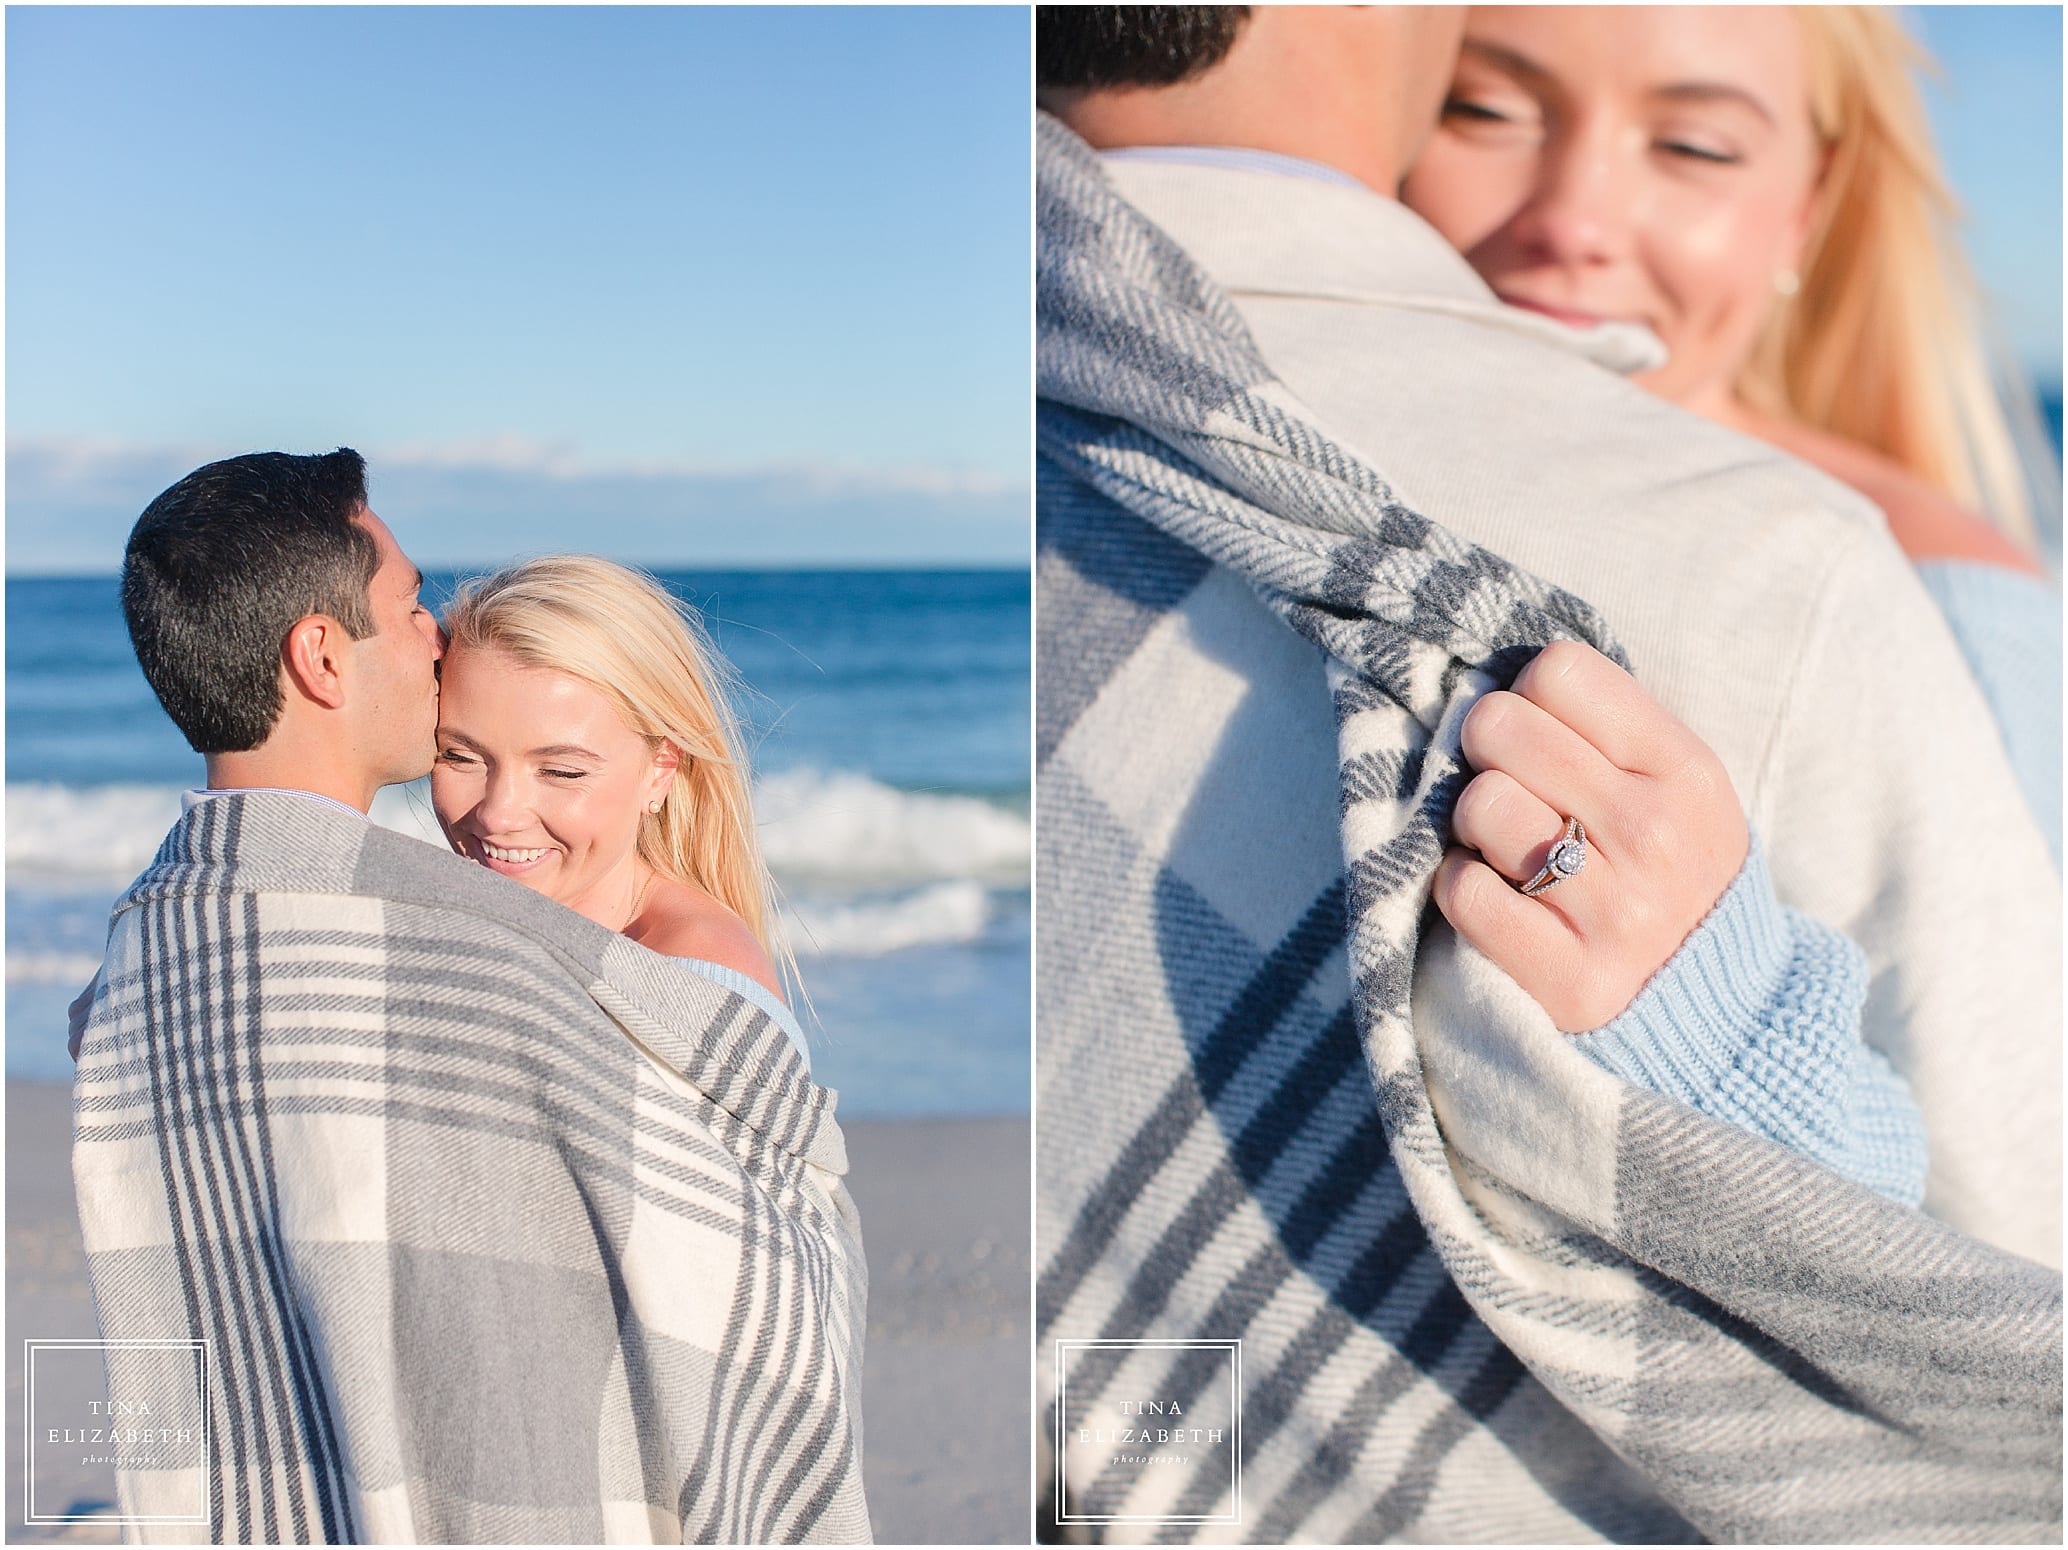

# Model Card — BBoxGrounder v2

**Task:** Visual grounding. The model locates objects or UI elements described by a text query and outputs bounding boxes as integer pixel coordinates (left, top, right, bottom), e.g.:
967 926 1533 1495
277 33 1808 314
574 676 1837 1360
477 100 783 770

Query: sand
5 1081 1028 1545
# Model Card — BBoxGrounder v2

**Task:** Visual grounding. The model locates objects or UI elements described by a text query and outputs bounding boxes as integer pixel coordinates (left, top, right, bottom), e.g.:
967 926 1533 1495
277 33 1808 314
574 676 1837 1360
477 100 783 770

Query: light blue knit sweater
1569 562 2060 1206
1573 839 1925 1203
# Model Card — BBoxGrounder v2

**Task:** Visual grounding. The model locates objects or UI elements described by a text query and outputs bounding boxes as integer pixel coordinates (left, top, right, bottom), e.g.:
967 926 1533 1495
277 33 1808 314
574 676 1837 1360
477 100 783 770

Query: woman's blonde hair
1739 7 2048 546
443 555 798 994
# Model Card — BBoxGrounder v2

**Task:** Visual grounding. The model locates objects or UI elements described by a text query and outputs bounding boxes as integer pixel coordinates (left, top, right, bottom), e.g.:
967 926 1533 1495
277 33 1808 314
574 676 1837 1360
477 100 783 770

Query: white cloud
5 434 1030 572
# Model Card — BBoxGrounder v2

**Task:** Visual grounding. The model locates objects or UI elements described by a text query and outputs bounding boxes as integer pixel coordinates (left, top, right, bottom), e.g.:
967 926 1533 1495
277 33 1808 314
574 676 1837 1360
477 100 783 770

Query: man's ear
281 614 351 711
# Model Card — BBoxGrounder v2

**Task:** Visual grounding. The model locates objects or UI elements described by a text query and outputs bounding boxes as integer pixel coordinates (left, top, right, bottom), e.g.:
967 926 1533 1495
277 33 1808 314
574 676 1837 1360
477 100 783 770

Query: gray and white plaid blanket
1035 114 2059 1543
73 792 869 1544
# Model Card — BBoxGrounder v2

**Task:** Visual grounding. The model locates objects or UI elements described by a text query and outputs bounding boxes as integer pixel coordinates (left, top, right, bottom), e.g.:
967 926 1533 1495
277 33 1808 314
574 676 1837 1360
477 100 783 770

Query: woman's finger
1510 640 1704 778
1432 846 1580 997
1450 769 1567 883
1460 686 1622 826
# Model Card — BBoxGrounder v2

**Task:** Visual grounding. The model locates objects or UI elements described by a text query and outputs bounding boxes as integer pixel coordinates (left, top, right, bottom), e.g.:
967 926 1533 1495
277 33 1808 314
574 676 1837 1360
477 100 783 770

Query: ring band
1519 816 1587 897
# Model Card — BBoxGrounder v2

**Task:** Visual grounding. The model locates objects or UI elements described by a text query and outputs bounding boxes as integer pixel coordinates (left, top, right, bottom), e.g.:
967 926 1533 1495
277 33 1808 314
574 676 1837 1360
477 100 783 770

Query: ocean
5 568 1030 1117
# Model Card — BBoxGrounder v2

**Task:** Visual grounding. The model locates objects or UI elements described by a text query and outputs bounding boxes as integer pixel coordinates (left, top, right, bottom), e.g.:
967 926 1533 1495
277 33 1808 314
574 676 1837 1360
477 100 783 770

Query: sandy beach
6 1080 1028 1544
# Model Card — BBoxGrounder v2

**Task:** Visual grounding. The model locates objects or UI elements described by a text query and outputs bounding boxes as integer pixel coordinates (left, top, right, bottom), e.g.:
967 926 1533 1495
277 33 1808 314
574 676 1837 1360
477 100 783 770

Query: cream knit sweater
1105 157 2061 1268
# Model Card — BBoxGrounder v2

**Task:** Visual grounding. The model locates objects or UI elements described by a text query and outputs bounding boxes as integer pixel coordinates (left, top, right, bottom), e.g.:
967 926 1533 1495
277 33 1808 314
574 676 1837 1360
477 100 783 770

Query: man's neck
1053 99 1405 198
1042 7 1449 198
203 748 377 814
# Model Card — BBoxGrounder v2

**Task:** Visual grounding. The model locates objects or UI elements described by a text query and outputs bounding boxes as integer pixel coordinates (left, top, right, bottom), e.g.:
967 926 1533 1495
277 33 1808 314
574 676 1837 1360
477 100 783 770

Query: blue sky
1908 5 2062 382
7 6 1032 570
5 6 2058 572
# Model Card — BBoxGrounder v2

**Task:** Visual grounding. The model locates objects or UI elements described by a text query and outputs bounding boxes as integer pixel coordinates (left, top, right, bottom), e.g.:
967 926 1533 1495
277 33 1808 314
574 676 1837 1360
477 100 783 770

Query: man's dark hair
121 448 382 754
1036 6 1251 91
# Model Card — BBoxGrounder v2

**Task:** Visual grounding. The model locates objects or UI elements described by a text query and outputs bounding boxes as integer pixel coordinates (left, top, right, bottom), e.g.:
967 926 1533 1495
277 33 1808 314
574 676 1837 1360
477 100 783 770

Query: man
1036 8 2058 1542
72 450 869 1544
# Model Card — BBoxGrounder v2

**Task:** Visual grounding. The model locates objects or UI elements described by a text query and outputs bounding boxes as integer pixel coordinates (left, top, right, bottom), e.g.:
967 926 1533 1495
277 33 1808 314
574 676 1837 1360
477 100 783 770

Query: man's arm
1758 522 2060 1263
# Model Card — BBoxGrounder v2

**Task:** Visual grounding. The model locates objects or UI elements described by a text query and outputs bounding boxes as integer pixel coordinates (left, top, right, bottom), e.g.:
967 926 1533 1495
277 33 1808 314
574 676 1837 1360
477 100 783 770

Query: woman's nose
1509 123 1634 267
476 768 532 834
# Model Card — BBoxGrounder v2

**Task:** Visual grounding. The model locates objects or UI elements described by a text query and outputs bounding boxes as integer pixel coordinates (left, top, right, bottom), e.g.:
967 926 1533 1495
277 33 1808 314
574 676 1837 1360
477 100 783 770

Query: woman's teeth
482 842 549 863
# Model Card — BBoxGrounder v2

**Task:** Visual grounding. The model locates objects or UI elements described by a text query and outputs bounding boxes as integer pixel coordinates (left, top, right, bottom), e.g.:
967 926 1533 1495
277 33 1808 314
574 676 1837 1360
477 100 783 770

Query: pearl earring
1774 269 1801 299
648 799 663 815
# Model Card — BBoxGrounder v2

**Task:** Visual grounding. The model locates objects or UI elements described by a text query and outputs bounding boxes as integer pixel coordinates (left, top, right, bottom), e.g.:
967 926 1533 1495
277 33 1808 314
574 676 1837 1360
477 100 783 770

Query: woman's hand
1433 640 1749 1032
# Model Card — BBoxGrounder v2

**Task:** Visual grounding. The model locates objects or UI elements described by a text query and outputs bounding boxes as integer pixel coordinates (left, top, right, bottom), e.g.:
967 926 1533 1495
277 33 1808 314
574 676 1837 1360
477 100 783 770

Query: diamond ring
1519 816 1587 897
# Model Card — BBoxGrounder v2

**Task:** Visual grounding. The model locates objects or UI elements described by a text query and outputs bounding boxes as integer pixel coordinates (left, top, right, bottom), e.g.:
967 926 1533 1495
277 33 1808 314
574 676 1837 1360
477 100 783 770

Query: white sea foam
7 784 188 877
8 772 1024 969
7 770 1027 889
784 881 990 958
6 951 107 986
754 769 1028 883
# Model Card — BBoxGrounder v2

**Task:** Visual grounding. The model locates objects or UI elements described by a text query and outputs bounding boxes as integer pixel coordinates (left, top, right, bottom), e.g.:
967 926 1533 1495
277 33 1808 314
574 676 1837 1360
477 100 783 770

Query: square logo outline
1053 1337 1242 1526
23 1338 211 1526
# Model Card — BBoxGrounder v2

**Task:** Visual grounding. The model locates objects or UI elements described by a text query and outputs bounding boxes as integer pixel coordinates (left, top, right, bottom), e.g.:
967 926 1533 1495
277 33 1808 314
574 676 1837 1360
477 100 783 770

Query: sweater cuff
1571 837 1876 1178
1572 838 1796 1101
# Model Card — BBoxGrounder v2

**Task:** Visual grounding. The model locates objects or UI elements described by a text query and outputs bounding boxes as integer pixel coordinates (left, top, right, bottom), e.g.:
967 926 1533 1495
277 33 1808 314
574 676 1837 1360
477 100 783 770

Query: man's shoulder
1101 154 1884 570
117 792 615 975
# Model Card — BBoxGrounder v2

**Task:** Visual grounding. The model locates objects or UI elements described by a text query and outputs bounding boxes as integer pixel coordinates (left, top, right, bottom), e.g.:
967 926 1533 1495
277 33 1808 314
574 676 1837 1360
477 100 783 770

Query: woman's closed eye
437 747 481 770
1442 94 1533 127
1656 134 1743 166
540 767 588 782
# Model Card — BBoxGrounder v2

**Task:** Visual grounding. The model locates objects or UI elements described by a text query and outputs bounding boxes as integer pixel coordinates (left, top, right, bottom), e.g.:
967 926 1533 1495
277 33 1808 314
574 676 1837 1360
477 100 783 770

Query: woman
430 554 807 1050
1400 4 2059 858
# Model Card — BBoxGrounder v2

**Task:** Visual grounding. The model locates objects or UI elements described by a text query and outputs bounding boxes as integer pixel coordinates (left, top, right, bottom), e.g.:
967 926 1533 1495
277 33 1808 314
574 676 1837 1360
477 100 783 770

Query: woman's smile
1493 292 1635 330
473 838 555 871
430 642 675 929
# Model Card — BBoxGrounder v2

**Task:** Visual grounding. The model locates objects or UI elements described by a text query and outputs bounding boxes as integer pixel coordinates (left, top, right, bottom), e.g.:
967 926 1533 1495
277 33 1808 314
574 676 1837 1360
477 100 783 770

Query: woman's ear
648 739 683 804
1786 141 1838 277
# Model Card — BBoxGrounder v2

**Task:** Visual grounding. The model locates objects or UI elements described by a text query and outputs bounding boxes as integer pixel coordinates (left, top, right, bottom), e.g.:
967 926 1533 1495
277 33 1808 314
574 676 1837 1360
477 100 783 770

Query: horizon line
5 558 1034 581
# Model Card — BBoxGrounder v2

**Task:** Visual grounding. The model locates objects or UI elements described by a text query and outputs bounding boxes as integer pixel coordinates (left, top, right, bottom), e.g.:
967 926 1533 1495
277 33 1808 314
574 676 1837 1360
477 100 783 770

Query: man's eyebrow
410 566 425 593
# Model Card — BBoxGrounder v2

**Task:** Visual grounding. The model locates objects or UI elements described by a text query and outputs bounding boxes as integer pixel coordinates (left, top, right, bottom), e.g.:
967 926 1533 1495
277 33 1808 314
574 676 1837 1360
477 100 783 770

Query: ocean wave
755 769 1028 883
784 881 990 958
6 951 106 986
6 770 1027 888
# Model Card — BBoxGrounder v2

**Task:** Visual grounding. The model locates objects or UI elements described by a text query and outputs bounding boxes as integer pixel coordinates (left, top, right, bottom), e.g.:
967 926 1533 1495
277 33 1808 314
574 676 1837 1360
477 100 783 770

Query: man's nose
422 612 448 660
1510 121 1634 267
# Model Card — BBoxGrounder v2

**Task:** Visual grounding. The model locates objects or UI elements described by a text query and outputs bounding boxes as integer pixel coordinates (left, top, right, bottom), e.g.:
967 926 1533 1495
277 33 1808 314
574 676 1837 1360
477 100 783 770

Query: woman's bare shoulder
1757 415 2041 575
628 875 787 1004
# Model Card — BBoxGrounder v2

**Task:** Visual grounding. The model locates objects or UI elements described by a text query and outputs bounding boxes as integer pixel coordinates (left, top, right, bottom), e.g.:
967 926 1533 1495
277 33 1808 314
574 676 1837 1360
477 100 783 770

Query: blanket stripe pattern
1034 113 2060 1543
72 792 870 1545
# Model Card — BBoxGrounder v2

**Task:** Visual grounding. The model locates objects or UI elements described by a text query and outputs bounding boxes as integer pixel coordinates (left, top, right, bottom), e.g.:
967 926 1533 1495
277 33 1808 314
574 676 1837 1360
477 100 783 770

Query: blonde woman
431 555 806 1051
1401 4 2059 858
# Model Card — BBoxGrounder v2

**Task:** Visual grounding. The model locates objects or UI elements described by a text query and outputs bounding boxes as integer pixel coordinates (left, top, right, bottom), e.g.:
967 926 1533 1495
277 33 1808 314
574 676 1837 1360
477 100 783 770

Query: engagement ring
1520 816 1587 897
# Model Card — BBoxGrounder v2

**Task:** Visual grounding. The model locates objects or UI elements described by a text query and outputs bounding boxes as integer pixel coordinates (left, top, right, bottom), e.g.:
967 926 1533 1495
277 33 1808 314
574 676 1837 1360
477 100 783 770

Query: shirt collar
1099 155 1667 376
183 786 370 823
1098 144 1366 191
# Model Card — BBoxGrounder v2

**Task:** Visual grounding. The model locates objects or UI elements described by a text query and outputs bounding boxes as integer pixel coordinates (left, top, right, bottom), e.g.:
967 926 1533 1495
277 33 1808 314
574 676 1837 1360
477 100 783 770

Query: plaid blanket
1035 114 2060 1543
72 792 869 1544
